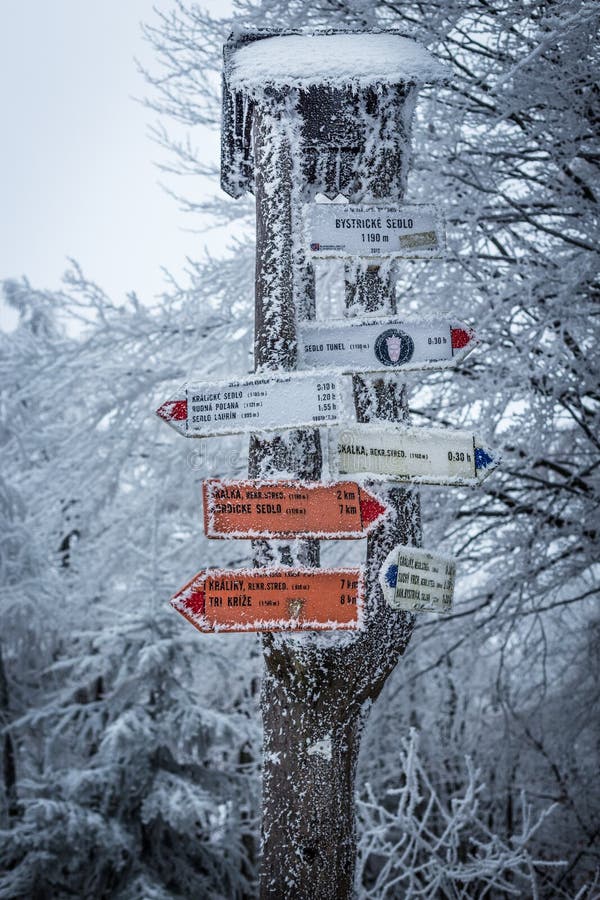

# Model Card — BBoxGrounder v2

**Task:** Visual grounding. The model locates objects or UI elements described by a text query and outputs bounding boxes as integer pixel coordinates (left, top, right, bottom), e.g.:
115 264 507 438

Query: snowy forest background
1 0 599 897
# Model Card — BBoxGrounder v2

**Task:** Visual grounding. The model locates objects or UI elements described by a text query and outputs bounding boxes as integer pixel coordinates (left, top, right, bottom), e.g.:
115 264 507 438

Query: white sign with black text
379 545 455 613
298 316 475 373
333 425 498 485
157 373 344 437
306 203 444 258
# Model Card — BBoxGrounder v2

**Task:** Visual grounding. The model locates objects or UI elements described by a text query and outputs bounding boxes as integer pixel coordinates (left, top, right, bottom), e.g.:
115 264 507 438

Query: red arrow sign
171 567 364 633
202 479 389 539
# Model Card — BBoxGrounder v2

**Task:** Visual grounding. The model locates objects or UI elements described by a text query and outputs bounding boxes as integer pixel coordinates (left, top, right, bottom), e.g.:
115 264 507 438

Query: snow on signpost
226 32 449 94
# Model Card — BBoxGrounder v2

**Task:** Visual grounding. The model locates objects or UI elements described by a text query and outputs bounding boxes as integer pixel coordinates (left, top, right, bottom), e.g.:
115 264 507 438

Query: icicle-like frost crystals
356 730 562 898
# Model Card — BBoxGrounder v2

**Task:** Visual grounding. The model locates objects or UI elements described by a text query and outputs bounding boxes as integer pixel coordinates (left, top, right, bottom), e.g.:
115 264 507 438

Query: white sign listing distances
379 545 455 613
157 372 344 438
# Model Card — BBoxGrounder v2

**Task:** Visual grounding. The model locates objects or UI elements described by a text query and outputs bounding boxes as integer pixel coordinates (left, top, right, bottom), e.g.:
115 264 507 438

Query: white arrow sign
379 545 455 613
305 203 445 258
332 425 498 485
157 373 344 437
298 316 476 373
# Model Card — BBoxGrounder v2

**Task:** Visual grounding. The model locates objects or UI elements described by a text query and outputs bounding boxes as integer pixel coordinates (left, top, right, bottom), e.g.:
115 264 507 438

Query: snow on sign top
229 34 448 91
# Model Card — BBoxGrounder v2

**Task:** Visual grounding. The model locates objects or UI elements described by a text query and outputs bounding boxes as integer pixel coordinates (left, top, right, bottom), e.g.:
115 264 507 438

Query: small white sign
334 425 494 485
158 373 344 437
379 545 455 613
306 203 444 258
298 317 475 372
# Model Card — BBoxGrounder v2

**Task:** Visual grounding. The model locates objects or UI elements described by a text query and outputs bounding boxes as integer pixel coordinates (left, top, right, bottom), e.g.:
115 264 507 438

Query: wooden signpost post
220 31 453 898
156 27 496 900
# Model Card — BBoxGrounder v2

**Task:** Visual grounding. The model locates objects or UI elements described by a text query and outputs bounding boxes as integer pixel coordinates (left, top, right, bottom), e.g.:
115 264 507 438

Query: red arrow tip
183 587 205 617
451 327 474 350
359 491 388 528
157 399 187 422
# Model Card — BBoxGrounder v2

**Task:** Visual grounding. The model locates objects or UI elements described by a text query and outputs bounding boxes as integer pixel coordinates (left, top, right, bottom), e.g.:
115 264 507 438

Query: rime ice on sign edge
229 33 449 92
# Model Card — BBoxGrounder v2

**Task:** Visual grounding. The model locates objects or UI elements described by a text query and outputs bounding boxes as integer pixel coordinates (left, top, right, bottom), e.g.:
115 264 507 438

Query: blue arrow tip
385 564 398 587
475 447 494 470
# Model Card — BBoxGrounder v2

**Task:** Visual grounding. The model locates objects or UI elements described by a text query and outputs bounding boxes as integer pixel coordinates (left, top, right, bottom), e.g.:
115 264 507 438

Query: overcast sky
0 0 228 330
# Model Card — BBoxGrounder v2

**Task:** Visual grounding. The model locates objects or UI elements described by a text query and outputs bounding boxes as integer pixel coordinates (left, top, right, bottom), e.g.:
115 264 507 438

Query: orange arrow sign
202 479 389 539
171 567 363 633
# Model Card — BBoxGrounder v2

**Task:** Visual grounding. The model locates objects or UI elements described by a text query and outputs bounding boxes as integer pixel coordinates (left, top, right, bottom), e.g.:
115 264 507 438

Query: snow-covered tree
356 729 561 898
0 275 261 897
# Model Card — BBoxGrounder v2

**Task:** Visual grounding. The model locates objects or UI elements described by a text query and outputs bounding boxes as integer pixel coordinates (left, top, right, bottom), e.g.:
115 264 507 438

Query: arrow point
475 447 496 470
360 491 389 528
157 398 187 422
385 564 398 588
177 586 205 618
451 327 475 350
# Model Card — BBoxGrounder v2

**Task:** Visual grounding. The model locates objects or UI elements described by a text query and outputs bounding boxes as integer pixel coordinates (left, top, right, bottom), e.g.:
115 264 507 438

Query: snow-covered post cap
229 32 449 92
221 28 449 198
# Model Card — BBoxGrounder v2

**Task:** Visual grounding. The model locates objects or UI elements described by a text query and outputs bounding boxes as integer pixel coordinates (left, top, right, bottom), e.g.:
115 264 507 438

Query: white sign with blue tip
379 545 456 613
334 425 499 485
